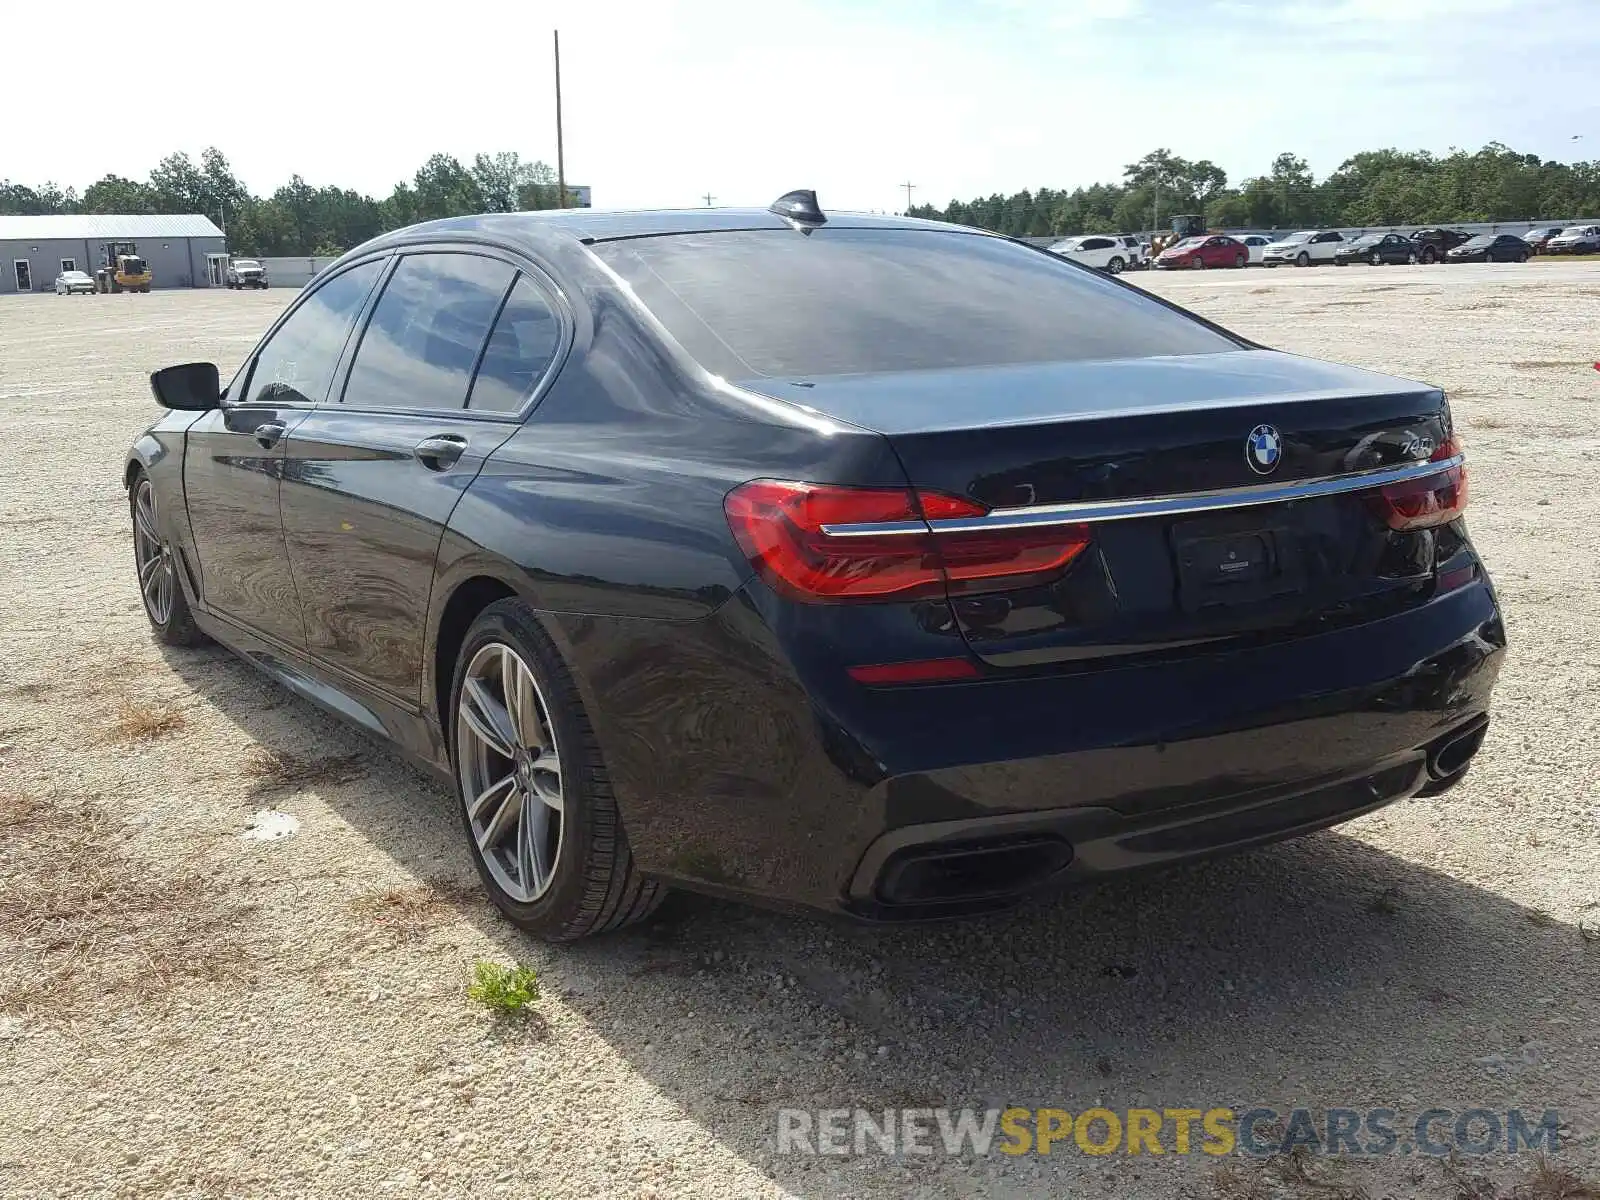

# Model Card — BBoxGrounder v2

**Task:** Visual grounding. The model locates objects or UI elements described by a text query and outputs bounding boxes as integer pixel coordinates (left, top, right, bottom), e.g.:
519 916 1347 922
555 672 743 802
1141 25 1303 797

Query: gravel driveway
2 263 1598 1199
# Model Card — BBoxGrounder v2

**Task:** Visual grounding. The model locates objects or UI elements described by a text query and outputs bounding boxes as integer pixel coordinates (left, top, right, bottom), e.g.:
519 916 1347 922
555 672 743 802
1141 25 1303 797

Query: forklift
95 242 153 293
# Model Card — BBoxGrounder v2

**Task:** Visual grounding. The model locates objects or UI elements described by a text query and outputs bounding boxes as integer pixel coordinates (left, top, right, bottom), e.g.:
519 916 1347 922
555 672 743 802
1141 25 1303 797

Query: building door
13 261 31 292
207 254 227 287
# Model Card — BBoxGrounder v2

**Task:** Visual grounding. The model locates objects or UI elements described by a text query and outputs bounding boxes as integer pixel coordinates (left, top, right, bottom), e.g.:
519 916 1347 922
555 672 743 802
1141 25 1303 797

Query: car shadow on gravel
163 643 1600 1196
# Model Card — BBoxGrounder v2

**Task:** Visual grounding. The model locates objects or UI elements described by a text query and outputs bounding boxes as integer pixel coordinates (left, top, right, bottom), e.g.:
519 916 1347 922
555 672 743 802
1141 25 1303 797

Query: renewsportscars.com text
777 1106 1562 1158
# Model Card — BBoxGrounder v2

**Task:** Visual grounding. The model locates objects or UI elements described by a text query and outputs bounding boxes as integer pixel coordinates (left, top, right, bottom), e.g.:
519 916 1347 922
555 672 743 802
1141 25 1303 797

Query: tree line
909 144 1600 237
0 148 572 257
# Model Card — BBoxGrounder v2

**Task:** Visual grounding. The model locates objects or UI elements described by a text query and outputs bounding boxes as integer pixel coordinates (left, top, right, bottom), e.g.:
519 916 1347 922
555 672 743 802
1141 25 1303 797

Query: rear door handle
414 434 468 471
253 421 288 449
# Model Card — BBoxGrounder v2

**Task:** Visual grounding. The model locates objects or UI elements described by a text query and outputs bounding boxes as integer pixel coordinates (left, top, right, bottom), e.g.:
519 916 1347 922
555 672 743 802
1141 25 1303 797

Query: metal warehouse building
0 214 227 294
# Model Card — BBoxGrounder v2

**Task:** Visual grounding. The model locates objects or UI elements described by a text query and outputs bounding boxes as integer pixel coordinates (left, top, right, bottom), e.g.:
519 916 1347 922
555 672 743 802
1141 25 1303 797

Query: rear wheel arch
432 574 519 744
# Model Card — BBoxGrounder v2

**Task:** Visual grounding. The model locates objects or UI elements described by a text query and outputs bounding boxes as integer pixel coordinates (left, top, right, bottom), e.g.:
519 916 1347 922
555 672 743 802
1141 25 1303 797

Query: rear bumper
569 578 1504 918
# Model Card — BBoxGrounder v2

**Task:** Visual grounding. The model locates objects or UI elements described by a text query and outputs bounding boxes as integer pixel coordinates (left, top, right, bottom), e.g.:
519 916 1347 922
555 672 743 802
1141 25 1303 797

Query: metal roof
0 213 225 241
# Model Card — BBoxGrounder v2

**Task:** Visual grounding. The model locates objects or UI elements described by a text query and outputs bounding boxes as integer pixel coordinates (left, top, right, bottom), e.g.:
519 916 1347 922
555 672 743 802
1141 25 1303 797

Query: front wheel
1295 251 1310 267
130 472 207 647
1421 249 1437 264
1106 256 1124 275
450 599 665 941
1190 256 1205 269
1518 251 1529 263
1233 253 1246 268
1407 251 1417 264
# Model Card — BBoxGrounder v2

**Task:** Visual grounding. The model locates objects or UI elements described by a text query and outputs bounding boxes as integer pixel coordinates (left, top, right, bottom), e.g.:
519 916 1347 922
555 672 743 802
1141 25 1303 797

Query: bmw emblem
1245 424 1282 475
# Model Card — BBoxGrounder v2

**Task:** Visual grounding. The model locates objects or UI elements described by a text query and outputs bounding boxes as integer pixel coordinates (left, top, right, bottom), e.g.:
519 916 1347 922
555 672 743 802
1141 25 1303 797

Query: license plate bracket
1172 514 1306 612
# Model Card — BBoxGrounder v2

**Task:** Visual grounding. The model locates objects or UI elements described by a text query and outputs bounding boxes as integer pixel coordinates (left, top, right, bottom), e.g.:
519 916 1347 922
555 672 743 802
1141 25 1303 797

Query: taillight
1373 436 1468 531
723 480 1091 603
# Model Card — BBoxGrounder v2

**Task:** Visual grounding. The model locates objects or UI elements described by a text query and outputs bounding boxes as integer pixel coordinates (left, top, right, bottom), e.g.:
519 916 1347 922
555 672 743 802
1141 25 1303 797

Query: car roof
371 207 970 249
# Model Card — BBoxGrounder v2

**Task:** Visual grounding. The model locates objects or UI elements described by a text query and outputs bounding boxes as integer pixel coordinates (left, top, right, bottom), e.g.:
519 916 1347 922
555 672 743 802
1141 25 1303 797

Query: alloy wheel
133 479 175 626
456 642 564 903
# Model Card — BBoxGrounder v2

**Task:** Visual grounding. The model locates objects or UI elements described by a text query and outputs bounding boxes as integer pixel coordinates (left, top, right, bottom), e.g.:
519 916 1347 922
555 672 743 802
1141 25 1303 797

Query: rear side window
467 276 563 413
243 260 382 405
342 253 514 411
592 228 1237 379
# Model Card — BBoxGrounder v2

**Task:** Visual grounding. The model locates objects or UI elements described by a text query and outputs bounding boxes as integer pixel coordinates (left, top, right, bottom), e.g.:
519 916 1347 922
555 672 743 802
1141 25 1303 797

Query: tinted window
342 254 514 411
243 260 382 405
593 229 1238 378
468 276 563 413
1079 238 1111 250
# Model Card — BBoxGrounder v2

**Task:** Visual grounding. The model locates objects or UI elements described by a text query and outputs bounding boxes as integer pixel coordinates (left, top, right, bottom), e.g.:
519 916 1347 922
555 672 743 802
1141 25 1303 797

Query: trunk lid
747 350 1459 667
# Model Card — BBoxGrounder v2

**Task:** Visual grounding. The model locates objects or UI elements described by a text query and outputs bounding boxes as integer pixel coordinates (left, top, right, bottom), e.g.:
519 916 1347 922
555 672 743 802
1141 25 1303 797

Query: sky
8 0 1600 213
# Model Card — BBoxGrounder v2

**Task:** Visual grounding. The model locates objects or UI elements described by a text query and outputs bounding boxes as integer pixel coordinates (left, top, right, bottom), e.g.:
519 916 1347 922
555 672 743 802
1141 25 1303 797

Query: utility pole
901 181 915 213
703 193 715 207
554 30 567 209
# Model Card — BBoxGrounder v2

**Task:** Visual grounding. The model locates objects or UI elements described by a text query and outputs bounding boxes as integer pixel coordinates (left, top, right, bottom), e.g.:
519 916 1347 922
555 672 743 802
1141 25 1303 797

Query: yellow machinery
96 242 152 293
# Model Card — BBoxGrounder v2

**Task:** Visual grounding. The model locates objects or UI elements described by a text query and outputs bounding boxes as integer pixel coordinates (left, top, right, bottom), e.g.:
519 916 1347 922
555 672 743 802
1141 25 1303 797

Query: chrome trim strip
820 455 1463 537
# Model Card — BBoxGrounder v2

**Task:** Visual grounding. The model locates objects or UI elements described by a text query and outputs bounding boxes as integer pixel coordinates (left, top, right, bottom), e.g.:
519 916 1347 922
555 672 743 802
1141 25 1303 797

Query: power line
703 193 715 207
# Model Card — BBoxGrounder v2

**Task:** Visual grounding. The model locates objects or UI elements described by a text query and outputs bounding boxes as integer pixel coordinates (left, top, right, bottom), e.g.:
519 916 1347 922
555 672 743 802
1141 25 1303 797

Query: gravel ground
1 263 1599 1199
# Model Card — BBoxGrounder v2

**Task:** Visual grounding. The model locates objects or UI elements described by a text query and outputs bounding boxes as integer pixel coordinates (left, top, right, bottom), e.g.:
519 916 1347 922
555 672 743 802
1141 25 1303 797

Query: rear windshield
591 228 1237 379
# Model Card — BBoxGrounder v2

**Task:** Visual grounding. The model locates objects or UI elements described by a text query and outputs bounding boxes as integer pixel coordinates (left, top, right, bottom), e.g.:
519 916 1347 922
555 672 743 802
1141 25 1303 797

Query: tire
130 471 207 647
1335 259 1348 266
1233 252 1246 268
1407 251 1417 264
1295 251 1310 267
448 599 664 941
1421 248 1436 264
1190 256 1205 269
1370 251 1382 266
1518 251 1529 263
1106 256 1124 275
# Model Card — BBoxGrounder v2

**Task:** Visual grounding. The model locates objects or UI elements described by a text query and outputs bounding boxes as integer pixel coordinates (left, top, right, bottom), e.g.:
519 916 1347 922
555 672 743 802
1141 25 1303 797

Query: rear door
184 258 385 647
279 250 567 706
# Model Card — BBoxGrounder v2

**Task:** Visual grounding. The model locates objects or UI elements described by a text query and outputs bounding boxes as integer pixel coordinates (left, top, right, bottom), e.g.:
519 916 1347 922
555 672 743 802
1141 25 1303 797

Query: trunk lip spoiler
821 454 1465 537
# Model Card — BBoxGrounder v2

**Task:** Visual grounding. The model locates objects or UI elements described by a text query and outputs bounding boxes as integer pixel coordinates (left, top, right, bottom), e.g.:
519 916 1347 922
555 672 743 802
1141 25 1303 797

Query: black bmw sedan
1446 234 1531 263
126 194 1503 939
1332 233 1418 266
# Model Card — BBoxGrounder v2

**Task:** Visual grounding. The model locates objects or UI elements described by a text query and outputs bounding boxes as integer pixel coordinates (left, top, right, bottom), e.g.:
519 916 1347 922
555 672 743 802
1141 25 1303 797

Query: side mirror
150 362 220 411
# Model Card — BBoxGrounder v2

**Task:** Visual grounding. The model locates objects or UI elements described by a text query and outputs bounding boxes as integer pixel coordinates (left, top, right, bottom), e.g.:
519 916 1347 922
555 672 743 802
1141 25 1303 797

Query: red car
1156 234 1249 270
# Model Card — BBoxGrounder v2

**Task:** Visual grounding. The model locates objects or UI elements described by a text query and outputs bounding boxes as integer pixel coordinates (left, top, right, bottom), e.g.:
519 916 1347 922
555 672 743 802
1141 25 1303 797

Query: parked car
1545 225 1600 255
1234 234 1271 265
227 259 270 289
1522 227 1564 253
1333 233 1418 266
1155 234 1248 269
1261 230 1345 267
1446 234 1531 263
54 269 97 295
125 195 1502 939
1409 228 1472 263
1115 234 1150 269
1047 235 1134 274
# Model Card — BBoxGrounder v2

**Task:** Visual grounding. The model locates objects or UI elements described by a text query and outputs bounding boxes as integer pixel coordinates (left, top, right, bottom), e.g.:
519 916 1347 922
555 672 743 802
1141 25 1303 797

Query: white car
1114 234 1150 268
1546 225 1600 255
54 270 96 295
1261 230 1346 267
1047 234 1134 274
1234 234 1271 265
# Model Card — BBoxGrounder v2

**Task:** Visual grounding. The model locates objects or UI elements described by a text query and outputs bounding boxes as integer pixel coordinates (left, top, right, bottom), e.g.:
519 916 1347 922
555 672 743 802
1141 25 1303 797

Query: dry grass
0 790 255 1016
243 746 367 795
350 879 478 944
1471 414 1508 430
107 698 186 742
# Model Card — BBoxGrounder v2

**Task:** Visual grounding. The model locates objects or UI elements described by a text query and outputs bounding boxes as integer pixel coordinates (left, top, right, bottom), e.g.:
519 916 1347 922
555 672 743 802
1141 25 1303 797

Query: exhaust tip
876 836 1073 906
1428 715 1490 781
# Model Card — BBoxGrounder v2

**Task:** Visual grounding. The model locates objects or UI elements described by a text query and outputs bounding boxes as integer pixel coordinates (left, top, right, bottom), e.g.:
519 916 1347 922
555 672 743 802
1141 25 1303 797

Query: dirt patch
350 879 480 944
0 791 256 1017
243 746 369 795
106 697 186 741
